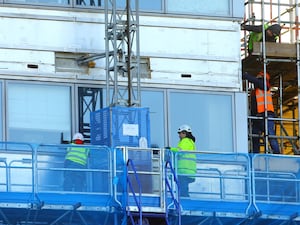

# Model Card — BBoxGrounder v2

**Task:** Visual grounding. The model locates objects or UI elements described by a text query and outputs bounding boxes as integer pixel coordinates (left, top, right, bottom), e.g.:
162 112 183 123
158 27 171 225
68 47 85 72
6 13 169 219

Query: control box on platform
90 106 151 147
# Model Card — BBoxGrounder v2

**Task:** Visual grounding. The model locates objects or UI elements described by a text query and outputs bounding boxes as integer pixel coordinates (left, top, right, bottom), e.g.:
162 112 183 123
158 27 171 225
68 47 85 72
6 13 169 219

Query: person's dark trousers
252 112 280 154
63 159 86 191
178 175 195 197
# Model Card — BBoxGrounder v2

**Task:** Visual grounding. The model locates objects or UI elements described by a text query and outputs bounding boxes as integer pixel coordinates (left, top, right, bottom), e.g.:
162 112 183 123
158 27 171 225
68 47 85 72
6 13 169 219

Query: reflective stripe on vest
256 89 274 113
177 138 197 175
66 145 89 166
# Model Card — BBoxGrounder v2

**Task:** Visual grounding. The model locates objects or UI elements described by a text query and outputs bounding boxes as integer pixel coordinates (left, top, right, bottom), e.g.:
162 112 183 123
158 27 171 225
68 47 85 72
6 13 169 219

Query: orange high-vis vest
255 89 274 113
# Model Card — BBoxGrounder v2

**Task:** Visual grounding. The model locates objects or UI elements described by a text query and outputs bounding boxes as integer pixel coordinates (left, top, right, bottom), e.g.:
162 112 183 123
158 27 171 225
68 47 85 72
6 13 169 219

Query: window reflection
7 83 71 144
167 0 230 16
115 0 162 11
141 90 165 148
169 91 233 152
7 0 69 6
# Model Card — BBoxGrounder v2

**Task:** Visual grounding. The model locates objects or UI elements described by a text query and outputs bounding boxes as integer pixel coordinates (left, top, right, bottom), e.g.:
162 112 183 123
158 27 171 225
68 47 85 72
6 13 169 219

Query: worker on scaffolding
243 71 281 154
241 23 281 55
168 124 197 197
63 132 90 191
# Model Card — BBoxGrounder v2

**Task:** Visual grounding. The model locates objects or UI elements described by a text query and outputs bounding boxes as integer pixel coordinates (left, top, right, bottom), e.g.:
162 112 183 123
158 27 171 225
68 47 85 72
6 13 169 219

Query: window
116 0 162 11
166 0 231 17
7 83 71 144
141 90 165 148
104 87 234 152
6 0 69 6
168 91 234 152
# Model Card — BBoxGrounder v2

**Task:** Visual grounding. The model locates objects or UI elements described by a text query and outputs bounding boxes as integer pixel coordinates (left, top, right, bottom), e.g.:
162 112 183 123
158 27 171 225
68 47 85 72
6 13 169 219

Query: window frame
5 80 73 144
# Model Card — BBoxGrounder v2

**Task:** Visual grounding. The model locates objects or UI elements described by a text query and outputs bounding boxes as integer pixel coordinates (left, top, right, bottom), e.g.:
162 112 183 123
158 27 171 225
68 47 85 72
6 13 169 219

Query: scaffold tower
105 0 141 107
242 0 300 154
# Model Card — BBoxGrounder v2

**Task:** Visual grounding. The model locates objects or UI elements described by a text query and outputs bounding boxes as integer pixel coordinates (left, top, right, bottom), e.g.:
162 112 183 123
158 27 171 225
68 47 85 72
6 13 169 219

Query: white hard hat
72 132 84 141
178 124 192 133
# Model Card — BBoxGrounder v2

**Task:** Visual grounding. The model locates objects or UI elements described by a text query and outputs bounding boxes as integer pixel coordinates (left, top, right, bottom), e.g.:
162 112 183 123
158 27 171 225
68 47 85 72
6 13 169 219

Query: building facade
0 0 246 152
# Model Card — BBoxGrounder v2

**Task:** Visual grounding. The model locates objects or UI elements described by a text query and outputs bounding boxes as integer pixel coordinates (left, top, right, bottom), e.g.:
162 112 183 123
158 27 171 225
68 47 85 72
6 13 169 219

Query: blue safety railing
165 160 181 225
0 142 37 206
126 158 143 225
252 154 300 222
0 142 300 225
168 151 254 225
0 142 122 225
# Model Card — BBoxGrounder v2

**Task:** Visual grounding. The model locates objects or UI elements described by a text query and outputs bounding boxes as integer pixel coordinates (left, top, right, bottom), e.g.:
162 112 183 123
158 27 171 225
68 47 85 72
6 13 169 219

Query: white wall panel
0 17 105 53
0 49 54 64
139 16 241 90
140 26 240 61
0 7 242 91
0 49 55 73
150 58 239 75
0 62 55 74
149 58 240 89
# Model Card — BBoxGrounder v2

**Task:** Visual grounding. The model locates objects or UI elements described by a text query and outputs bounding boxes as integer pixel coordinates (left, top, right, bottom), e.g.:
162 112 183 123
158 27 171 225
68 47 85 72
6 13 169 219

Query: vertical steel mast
105 0 141 107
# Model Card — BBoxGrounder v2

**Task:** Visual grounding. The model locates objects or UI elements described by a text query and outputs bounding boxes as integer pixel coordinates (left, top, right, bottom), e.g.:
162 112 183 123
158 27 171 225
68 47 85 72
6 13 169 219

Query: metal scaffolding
242 0 300 154
105 0 141 107
76 0 141 143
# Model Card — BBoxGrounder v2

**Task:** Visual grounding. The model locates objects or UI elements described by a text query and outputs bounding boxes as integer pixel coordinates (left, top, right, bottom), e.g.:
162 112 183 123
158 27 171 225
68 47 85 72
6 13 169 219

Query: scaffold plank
252 42 297 58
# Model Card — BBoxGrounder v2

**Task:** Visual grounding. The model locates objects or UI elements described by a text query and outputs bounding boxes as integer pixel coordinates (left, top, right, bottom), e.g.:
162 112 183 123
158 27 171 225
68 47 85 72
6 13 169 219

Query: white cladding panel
0 49 55 74
0 49 54 64
150 58 239 88
0 8 242 91
0 17 105 52
140 25 240 60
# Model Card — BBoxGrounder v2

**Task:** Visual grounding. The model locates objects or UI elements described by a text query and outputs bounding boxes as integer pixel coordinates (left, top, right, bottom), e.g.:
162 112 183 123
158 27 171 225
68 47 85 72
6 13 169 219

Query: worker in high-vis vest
241 23 281 54
63 132 90 191
169 124 197 197
243 71 280 154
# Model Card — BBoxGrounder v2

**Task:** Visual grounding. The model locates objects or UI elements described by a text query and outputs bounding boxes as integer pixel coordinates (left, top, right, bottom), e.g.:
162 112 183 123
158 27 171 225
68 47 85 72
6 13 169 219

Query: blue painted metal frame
165 160 181 225
1 142 300 224
127 158 143 225
252 154 300 222
0 142 123 225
